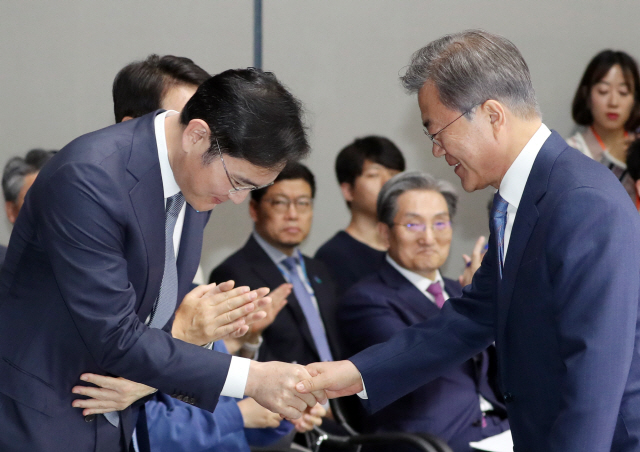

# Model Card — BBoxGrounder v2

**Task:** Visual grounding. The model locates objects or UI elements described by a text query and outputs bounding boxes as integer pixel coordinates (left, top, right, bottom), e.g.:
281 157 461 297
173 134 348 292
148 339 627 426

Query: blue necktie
104 192 184 428
149 192 185 328
491 192 509 279
281 256 333 362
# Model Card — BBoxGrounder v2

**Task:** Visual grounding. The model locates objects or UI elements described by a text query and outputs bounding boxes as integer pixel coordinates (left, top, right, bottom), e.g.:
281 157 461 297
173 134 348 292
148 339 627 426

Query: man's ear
249 199 259 222
183 119 211 149
635 180 640 204
377 222 391 249
5 201 18 225
340 182 354 203
482 100 506 137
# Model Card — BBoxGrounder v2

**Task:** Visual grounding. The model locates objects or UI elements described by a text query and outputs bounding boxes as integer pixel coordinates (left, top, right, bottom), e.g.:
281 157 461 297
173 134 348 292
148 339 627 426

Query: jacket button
84 414 96 422
503 392 514 403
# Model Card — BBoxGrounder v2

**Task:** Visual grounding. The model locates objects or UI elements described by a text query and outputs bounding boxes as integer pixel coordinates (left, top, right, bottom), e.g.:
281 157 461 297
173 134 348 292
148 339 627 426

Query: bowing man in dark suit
209 162 341 367
0 69 325 452
340 171 508 452
299 30 640 452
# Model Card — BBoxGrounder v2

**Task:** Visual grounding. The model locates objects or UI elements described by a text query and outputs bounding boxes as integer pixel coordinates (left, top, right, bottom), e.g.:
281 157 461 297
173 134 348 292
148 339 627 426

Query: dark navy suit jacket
0 112 231 452
209 235 341 365
349 132 640 452
340 262 507 452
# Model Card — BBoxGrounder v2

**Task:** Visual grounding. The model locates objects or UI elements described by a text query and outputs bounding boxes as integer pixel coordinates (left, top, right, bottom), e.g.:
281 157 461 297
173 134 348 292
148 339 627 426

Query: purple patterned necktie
427 281 446 309
491 192 509 279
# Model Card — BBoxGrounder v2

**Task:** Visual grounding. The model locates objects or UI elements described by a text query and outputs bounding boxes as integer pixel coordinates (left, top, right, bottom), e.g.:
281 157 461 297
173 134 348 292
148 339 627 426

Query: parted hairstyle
2 149 56 203
112 54 210 123
571 50 640 131
251 161 315 203
180 68 309 170
401 29 540 120
377 171 458 227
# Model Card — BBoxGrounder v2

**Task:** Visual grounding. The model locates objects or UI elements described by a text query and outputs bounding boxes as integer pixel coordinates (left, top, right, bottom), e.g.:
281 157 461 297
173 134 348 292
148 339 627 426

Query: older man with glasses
299 30 640 452
339 171 509 452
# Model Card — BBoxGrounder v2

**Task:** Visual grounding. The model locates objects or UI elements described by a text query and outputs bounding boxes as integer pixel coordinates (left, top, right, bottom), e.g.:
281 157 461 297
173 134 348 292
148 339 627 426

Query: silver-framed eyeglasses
214 137 274 196
423 105 478 150
393 221 451 235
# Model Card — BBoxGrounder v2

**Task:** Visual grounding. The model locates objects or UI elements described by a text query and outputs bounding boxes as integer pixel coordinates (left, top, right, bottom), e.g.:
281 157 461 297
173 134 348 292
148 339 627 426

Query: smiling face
418 82 506 192
382 189 452 280
589 64 635 132
250 178 314 254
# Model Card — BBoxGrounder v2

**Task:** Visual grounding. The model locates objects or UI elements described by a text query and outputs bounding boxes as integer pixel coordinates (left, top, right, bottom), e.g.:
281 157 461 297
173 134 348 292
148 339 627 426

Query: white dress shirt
499 124 551 260
154 111 249 398
385 255 449 304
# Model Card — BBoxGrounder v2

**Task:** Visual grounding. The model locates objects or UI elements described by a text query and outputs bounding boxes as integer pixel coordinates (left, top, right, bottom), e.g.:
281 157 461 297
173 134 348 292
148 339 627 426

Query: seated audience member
209 162 341 366
315 136 405 296
0 148 56 264
626 138 640 210
567 50 640 201
339 171 509 452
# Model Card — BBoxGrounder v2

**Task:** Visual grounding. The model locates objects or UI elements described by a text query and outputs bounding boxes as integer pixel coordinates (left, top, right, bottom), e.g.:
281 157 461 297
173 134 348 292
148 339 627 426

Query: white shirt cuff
220 355 250 398
357 376 368 399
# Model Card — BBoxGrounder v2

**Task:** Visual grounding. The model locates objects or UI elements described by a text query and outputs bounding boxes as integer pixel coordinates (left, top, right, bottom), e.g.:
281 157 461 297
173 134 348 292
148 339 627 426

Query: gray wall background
1 0 639 280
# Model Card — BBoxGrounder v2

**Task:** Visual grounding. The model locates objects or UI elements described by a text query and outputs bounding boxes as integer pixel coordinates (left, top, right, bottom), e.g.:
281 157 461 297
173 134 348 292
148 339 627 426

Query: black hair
112 54 210 123
251 161 315 203
627 139 640 182
335 136 405 186
180 68 309 170
572 50 640 131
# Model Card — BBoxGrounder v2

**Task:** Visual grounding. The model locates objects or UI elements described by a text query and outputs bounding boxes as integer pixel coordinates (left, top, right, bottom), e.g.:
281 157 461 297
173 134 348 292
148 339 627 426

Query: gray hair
2 149 55 202
377 171 458 226
400 29 540 119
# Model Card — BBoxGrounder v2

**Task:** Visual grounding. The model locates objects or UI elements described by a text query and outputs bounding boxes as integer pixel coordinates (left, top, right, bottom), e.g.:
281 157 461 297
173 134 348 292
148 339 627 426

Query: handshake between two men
70 279 357 423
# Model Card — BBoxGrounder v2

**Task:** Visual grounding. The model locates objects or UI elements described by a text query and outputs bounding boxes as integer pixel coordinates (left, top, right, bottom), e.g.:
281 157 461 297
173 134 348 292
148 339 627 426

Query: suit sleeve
349 236 498 413
39 163 230 411
544 187 639 451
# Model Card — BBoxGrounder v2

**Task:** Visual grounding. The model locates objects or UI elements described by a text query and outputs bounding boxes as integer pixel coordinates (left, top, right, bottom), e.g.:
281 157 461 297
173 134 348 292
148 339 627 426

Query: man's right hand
172 280 271 346
296 360 364 400
245 360 327 420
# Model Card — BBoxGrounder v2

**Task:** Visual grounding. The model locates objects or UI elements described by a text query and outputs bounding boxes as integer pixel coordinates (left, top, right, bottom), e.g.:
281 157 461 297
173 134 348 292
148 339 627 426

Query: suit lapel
496 131 566 345
243 237 319 356
176 207 210 300
126 111 165 321
379 262 441 321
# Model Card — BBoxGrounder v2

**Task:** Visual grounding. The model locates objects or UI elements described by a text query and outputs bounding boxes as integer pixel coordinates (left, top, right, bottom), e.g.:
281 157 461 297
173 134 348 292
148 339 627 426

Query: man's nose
230 190 250 204
432 142 445 158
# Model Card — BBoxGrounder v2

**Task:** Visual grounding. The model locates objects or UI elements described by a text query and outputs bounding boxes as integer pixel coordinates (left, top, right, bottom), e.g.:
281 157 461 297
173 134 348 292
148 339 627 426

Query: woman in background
568 50 640 202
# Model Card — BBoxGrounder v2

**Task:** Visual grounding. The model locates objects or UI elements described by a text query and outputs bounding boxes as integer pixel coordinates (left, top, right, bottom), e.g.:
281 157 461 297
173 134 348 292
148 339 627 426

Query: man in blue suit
299 30 640 452
340 171 508 452
0 68 324 452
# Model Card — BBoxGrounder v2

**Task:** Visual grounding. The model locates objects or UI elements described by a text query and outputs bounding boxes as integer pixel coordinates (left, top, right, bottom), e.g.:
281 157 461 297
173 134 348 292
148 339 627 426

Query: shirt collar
499 123 551 208
154 110 181 199
385 254 443 294
252 230 299 265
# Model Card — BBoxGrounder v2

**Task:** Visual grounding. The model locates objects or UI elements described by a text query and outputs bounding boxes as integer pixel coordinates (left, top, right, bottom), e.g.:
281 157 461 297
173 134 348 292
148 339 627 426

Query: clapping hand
172 280 272 346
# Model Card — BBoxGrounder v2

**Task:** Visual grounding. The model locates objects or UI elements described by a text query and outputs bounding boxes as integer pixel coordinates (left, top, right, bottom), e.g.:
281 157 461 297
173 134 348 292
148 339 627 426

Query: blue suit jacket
340 263 507 452
0 112 231 452
350 132 640 452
